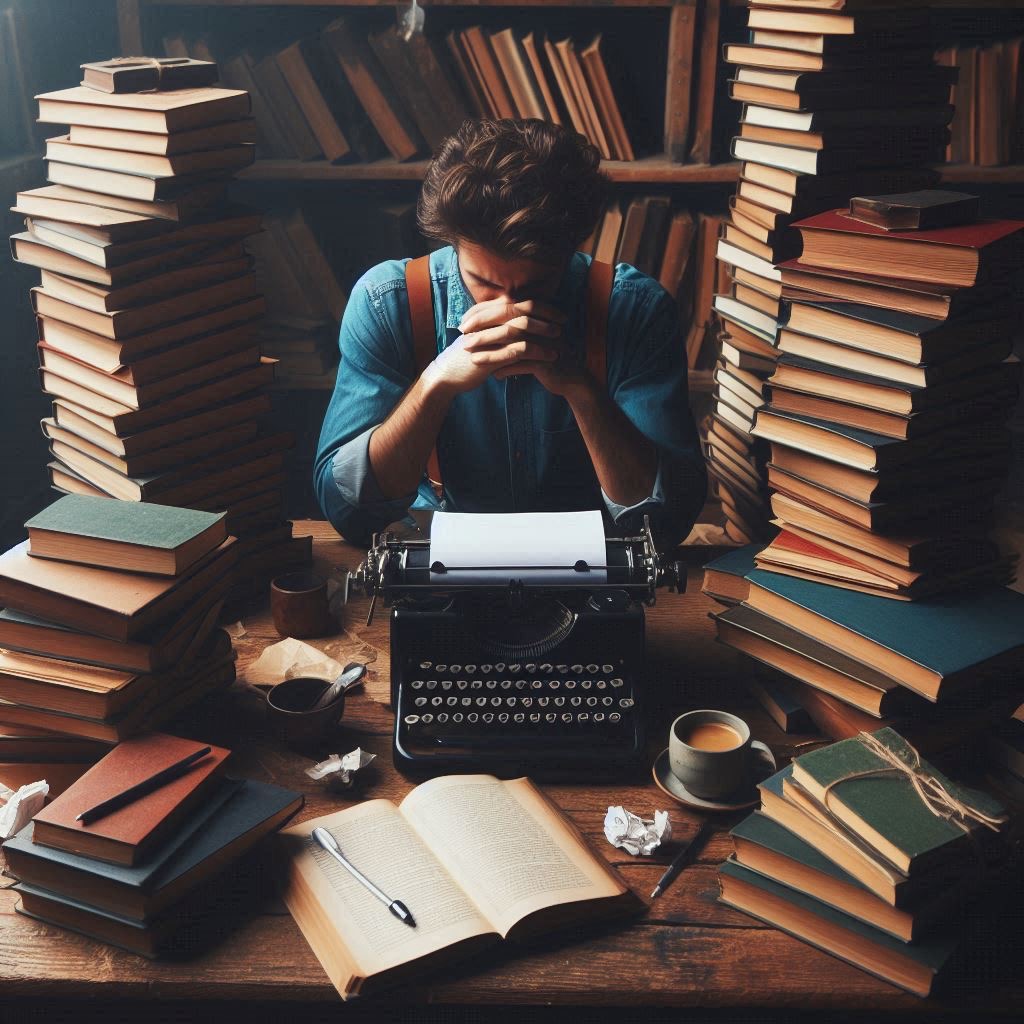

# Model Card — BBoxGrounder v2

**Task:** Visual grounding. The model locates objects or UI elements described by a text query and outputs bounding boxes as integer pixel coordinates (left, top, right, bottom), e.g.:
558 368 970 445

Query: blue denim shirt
314 245 707 547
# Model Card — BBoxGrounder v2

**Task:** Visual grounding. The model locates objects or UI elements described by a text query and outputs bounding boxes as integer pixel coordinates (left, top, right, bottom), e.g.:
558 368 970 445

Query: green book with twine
791 728 1007 876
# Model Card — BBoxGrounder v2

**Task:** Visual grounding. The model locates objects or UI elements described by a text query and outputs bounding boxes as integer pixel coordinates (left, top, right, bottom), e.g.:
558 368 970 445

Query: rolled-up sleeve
314 270 419 545
604 273 708 548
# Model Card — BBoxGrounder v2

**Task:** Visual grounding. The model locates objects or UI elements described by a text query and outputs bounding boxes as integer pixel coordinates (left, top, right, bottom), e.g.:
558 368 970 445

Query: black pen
650 820 715 899
76 745 213 825
312 827 417 928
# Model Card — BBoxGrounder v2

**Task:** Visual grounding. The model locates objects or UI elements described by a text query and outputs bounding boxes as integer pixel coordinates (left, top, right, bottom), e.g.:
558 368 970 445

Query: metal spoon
309 662 366 712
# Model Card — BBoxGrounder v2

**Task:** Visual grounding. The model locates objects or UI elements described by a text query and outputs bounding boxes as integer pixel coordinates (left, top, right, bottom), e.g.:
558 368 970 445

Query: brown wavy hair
417 118 612 264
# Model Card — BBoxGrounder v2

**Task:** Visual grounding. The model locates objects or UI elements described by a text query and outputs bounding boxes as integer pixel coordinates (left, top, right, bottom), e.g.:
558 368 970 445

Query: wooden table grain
1 521 1019 1020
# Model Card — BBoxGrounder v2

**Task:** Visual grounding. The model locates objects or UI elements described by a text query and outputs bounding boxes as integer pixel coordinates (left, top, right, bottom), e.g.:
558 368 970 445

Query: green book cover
718 858 959 996
25 495 225 551
792 728 1006 873
746 569 1024 681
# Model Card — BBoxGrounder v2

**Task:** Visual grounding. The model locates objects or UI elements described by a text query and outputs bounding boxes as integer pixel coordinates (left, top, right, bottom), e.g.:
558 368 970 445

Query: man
315 118 707 548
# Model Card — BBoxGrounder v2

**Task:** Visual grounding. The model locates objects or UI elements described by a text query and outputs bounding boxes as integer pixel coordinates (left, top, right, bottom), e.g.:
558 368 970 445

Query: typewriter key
530 713 541 723
553 696 565 707
436 664 447 673
539 663 553 674
480 664 492 674
545 713 557 724
471 679 483 690
456 679 468 690
532 680 543 689
515 679 528 690
513 713 525 724
419 661 432 670
564 680 577 689
464 664 476 673
571 664 583 674
431 696 443 707
602 696 613 706
410 680 424 690
581 680 592 689
611 677 625 688
537 696 550 707
561 713 573 724
414 696 427 707
602 664 614 674
437 713 449 724
421 714 434 724
462 697 472 707
620 698 635 709
525 663 537 673
485 679 498 690
440 680 453 690
609 712 622 724
467 713 479 723
549 680 561 690
404 715 419 726
494 663 506 673
450 665 462 674
498 713 509 724
500 679 512 690
482 713 494 724
476 697 487 707
505 696 517 708
596 680 607 689
586 696 598 707
570 696 582 707
491 696 502 707
587 664 599 673
425 680 437 690
594 713 605 723
578 713 589 723
446 696 458 707
521 697 533 708
452 713 464 724
556 664 569 674
508 663 521 673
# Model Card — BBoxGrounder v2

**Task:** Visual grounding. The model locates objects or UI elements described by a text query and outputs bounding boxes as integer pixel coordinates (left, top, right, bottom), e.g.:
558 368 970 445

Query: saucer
651 746 777 812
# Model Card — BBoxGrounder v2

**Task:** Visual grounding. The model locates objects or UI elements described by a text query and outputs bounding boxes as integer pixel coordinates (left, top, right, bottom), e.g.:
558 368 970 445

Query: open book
279 775 638 998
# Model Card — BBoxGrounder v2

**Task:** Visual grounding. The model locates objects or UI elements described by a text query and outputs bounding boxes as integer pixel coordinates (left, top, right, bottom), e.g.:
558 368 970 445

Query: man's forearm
566 375 658 507
368 369 454 499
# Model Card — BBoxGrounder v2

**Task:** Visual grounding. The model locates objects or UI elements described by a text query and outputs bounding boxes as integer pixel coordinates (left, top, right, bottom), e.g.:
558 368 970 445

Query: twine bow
100 56 187 91
821 731 1009 835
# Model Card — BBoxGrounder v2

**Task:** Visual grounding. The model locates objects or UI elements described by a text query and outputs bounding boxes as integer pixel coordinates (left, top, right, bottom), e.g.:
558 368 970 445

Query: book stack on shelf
2 732 303 958
0 496 237 747
173 17 635 165
719 728 1011 998
9 66 312 589
936 36 1024 167
248 207 345 390
754 196 1022 601
707 0 956 544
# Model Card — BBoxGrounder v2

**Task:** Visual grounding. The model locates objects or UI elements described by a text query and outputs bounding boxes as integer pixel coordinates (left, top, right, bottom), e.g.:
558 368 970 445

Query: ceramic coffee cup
270 571 334 639
668 709 772 801
266 676 344 748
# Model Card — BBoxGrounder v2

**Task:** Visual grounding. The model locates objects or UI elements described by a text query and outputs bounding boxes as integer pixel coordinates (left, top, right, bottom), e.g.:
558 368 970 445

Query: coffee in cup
668 709 772 801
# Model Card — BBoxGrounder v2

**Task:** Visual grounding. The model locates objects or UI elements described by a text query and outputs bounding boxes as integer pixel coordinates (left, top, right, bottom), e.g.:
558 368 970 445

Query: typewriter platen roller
350 515 685 778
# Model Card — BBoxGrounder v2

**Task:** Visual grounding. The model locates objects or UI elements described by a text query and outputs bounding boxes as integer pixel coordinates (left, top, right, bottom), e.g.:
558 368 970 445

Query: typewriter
350 513 685 777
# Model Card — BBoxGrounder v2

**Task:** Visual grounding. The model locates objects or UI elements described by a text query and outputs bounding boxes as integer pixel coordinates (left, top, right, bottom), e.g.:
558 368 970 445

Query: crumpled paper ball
306 748 377 792
604 805 672 856
0 780 48 840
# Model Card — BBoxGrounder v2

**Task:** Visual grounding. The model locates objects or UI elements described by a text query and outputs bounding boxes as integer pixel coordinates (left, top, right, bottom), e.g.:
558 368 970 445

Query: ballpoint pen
650 820 715 899
312 826 417 928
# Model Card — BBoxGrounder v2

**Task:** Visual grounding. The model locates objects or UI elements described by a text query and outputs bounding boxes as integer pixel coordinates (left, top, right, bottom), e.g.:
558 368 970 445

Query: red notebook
31 732 230 865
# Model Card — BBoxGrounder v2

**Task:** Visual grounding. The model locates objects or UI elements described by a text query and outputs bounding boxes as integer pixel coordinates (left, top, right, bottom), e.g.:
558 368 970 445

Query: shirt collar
445 246 470 331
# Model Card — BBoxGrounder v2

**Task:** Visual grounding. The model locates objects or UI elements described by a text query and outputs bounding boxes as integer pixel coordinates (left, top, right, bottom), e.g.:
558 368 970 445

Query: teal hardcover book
702 544 762 604
745 570 1024 700
718 858 960 997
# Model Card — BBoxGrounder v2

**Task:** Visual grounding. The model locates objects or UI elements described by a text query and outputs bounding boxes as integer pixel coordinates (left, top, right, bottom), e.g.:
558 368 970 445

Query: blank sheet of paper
428 511 607 585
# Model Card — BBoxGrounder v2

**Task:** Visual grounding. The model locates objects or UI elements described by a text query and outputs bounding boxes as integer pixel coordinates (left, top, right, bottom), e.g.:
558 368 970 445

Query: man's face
455 240 568 306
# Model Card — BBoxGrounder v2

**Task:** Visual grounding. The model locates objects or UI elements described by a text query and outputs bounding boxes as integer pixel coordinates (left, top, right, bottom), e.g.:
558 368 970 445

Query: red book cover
768 529 868 572
32 732 231 864
791 209 1024 251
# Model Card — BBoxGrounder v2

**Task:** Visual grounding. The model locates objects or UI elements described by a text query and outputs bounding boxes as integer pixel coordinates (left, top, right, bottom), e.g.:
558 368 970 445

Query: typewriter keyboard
394 659 643 773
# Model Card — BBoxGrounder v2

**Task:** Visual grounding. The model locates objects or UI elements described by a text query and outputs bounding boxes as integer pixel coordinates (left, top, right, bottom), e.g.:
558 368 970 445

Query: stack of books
0 496 237 746
707 0 955 543
2 732 303 957
719 728 1010 997
172 19 635 164
10 72 312 588
752 198 1022 601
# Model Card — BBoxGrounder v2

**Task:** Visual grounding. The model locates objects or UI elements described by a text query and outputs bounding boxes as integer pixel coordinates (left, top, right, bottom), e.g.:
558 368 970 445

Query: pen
76 745 212 825
312 826 417 928
650 820 715 900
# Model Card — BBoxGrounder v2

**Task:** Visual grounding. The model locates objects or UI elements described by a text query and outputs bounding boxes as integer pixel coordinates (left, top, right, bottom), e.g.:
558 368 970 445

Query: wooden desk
0 522 1019 1021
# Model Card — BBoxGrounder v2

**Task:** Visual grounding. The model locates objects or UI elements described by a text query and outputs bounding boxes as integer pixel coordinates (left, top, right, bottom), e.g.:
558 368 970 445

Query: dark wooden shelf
241 155 740 184
939 162 1024 183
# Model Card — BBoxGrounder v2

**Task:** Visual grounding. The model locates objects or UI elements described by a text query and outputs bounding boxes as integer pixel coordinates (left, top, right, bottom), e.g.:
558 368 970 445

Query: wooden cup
270 571 334 639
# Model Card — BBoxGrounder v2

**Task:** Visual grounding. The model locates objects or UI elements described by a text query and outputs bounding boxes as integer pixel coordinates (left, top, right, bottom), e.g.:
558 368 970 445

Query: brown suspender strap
405 255 443 494
584 259 614 385
406 256 614 498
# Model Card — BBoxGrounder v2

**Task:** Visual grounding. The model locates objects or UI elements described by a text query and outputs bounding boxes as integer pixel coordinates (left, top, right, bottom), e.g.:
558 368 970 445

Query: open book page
279 799 495 984
400 775 626 937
